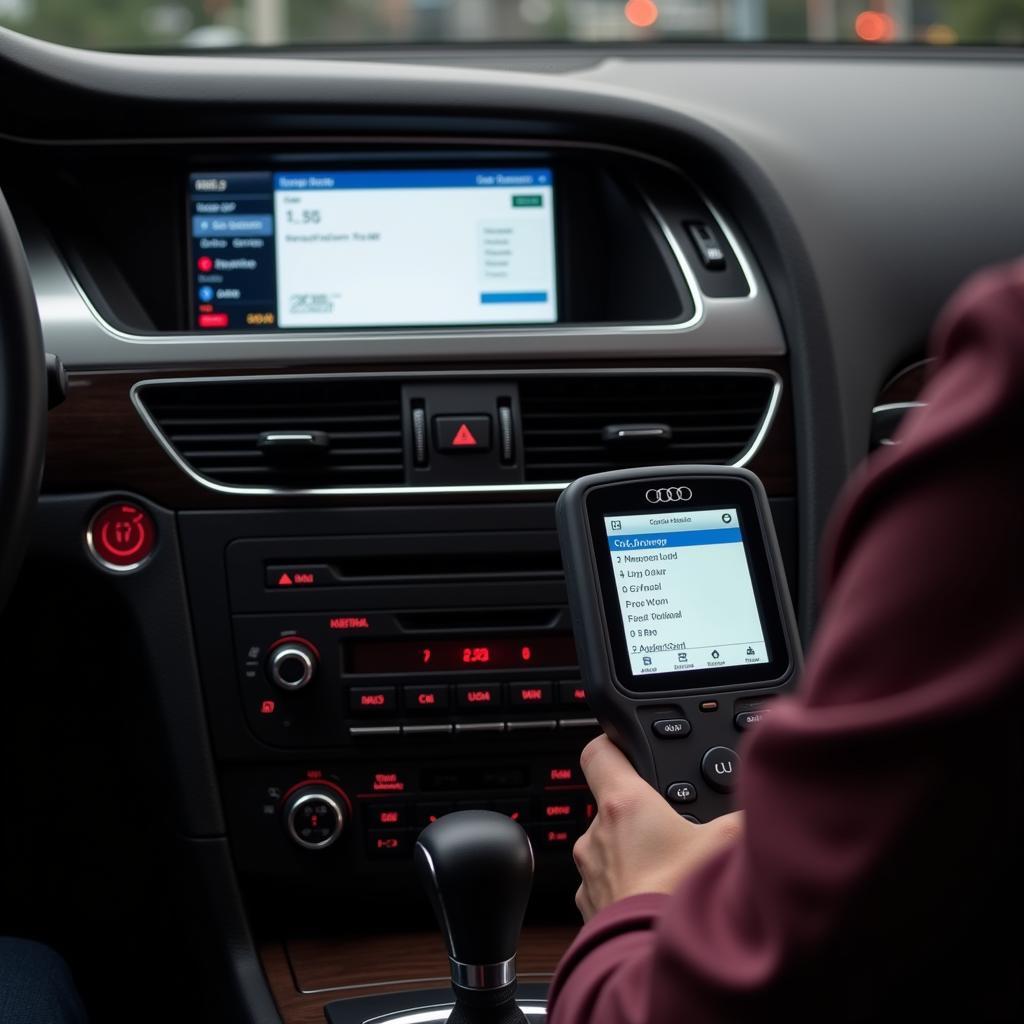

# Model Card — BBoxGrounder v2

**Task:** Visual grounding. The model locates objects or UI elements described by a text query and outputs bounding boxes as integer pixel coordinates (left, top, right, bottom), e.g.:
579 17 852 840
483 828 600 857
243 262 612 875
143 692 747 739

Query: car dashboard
1 25 1023 1024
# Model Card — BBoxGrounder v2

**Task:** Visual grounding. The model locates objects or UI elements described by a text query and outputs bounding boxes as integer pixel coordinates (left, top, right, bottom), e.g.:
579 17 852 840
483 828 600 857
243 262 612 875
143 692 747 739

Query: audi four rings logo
645 486 693 503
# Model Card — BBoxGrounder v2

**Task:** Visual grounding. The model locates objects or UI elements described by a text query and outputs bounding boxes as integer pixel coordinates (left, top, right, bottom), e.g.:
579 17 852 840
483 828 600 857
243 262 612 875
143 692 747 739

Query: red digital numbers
348 635 576 674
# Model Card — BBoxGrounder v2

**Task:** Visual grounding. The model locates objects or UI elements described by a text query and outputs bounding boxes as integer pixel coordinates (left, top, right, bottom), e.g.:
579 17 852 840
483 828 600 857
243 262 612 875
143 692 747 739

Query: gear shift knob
416 810 534 1017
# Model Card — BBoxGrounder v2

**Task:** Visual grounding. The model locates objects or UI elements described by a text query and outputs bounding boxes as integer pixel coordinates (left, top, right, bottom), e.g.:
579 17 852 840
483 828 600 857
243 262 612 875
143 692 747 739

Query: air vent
136 378 404 489
519 373 775 482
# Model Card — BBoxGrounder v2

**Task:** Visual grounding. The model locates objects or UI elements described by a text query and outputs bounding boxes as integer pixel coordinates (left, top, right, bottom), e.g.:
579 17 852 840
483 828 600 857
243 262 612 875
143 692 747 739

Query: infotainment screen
188 167 558 331
603 508 769 677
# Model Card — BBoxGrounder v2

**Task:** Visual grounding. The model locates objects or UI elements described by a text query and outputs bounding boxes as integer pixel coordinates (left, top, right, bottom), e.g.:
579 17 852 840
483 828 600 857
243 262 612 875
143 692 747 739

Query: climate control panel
221 751 602 880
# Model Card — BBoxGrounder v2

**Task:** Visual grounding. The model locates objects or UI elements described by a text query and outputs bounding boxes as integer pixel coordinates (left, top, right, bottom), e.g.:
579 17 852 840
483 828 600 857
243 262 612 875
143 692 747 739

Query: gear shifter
415 810 534 1024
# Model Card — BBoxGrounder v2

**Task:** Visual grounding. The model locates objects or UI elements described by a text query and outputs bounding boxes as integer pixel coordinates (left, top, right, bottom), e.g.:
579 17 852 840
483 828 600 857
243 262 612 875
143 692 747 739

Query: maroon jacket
549 262 1024 1021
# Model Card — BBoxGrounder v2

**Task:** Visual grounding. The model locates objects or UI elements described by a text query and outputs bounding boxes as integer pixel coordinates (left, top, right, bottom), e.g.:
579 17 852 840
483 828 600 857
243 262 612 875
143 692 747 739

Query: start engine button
86 501 157 572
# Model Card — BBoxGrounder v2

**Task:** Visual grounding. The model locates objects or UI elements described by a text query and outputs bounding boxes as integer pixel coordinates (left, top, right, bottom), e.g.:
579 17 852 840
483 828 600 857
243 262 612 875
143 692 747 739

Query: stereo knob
268 639 318 691
283 784 348 850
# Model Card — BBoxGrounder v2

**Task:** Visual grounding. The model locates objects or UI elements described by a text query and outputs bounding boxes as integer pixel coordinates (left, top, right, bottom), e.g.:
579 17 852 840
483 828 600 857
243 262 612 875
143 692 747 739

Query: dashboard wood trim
260 925 576 1024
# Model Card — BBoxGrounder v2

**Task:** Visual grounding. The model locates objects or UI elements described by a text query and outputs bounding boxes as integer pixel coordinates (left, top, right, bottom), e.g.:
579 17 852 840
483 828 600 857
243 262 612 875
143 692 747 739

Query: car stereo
557 466 801 820
188 166 558 331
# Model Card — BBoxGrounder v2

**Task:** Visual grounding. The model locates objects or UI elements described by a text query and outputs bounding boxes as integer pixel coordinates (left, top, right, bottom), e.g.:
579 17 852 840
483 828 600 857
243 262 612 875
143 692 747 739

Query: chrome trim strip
129 367 783 497
67 257 703 346
559 717 600 729
402 724 453 736
361 1003 546 1024
506 720 558 732
61 178 703 344
872 400 927 447
297 971 554 998
450 956 517 991
639 190 705 329
733 370 783 470
704 198 758 299
871 401 927 415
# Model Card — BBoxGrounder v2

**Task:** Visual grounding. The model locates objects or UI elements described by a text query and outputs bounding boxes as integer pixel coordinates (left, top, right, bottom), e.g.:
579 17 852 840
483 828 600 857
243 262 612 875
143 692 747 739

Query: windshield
1 1 1021 50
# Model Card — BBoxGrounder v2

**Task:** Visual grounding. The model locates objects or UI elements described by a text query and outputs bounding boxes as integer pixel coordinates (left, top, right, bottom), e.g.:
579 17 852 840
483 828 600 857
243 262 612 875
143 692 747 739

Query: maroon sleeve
548 260 1024 1022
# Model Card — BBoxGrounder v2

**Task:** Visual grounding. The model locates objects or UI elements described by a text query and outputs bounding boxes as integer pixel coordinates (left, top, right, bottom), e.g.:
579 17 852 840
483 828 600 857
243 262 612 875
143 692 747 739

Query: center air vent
135 371 778 493
135 378 403 489
518 373 776 482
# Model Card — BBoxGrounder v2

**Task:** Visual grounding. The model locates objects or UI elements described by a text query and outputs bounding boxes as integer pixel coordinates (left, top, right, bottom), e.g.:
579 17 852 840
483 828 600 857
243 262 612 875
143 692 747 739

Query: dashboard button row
366 824 586 859
349 681 587 716
349 717 599 738
363 796 596 858
368 796 593 829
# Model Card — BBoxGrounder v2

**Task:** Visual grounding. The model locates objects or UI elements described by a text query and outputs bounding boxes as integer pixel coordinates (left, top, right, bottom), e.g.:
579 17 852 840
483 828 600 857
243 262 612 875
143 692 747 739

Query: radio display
189 167 558 332
346 635 577 675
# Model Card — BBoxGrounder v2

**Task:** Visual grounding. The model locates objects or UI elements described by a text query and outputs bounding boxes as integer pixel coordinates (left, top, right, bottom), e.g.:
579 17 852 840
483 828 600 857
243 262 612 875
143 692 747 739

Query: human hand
572 734 744 921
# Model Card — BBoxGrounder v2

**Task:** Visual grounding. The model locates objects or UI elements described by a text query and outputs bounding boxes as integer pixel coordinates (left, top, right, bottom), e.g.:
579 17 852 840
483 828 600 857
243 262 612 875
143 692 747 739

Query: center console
181 478 794 896
182 503 602 888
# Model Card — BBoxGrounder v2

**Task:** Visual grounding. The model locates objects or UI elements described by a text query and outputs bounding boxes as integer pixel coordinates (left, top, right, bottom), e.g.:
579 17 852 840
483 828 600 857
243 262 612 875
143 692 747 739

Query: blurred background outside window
0 1 1021 51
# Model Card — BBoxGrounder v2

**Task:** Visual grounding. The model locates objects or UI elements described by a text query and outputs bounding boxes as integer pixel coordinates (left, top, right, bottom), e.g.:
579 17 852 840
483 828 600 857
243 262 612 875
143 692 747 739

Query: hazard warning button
434 415 492 452
265 564 332 588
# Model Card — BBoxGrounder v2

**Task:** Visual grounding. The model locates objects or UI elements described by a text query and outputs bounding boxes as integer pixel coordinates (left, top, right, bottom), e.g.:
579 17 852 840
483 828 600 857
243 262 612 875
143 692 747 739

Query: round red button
87 502 156 570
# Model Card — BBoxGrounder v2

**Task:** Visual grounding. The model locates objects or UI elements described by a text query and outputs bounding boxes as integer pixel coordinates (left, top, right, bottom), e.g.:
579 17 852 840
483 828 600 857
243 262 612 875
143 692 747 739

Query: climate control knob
282 784 348 850
268 639 318 691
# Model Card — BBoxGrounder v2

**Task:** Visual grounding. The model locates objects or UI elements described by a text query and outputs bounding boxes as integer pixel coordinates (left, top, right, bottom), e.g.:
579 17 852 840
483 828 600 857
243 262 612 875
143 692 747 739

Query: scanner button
665 782 697 804
701 746 741 793
652 718 691 739
735 709 769 731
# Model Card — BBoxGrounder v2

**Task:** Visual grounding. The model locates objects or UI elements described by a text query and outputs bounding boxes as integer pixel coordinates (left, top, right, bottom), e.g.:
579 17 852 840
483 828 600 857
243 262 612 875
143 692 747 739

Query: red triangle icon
451 423 478 447
277 572 293 586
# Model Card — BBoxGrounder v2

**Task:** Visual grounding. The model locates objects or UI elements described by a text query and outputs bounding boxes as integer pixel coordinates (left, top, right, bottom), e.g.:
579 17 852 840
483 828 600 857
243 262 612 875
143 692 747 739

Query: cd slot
229 533 564 601
323 550 563 582
394 609 563 632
